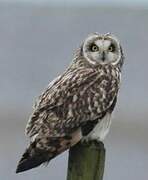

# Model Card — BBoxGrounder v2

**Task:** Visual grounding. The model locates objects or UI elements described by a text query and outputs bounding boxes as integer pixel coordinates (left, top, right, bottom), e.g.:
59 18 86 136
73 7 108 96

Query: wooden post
67 141 106 180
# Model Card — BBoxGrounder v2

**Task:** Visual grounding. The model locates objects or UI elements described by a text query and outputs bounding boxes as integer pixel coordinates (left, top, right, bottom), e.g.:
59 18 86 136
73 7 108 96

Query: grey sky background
0 2 148 180
1 0 148 6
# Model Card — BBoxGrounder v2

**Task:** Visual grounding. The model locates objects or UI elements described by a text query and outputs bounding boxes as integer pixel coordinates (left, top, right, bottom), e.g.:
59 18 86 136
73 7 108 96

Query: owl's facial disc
83 34 121 65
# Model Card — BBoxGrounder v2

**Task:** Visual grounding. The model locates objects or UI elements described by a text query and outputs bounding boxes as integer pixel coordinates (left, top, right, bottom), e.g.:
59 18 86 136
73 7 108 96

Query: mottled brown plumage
16 33 124 173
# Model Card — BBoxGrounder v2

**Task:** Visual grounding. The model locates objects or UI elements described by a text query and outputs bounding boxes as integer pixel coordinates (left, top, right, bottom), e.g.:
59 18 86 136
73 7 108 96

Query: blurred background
0 0 148 180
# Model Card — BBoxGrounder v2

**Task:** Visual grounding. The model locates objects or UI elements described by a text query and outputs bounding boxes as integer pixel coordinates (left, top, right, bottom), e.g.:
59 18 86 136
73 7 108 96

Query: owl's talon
81 137 90 144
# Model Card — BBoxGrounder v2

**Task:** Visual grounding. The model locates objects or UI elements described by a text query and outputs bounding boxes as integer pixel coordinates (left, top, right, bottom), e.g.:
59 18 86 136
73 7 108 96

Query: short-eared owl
16 33 124 173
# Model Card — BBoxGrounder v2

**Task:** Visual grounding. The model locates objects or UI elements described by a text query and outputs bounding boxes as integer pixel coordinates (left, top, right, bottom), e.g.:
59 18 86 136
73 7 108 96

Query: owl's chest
83 72 119 115
58 68 120 121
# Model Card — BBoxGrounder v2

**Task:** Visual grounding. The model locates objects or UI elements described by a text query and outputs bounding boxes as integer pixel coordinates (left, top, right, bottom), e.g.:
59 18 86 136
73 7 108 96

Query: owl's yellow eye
91 44 99 52
108 44 115 52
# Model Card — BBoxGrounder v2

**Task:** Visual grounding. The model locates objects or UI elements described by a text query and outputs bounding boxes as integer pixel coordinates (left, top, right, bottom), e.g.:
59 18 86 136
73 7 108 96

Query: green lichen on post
67 141 106 180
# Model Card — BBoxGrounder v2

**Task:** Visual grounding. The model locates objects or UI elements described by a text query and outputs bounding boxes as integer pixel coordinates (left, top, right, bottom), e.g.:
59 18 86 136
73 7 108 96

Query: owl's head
81 33 123 67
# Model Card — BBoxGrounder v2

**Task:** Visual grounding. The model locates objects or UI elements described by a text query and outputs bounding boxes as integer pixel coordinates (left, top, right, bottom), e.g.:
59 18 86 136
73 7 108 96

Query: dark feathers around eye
89 43 99 52
109 43 116 52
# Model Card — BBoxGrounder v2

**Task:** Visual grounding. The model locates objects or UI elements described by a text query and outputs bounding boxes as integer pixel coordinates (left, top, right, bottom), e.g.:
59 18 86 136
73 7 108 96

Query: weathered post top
67 141 106 180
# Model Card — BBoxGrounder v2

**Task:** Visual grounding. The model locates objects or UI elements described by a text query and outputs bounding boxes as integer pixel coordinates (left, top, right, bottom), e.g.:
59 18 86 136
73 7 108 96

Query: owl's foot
81 136 92 146
81 137 103 149
81 136 101 144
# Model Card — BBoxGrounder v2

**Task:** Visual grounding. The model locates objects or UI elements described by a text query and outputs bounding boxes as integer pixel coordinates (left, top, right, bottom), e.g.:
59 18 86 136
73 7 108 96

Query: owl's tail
16 142 50 173
16 129 82 173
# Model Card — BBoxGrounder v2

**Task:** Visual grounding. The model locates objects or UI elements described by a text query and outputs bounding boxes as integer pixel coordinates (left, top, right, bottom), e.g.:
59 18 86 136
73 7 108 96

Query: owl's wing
33 75 62 109
26 65 119 140
25 67 99 138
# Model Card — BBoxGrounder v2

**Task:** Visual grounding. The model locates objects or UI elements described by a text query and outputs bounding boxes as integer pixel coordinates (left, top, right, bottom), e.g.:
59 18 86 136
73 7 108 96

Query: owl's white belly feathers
82 113 111 141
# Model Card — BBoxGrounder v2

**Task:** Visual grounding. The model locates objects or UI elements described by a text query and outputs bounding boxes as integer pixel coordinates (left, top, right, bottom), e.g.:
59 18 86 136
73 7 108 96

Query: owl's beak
101 51 106 62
